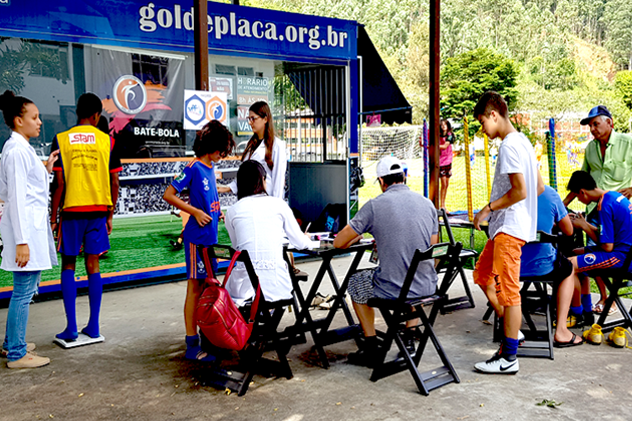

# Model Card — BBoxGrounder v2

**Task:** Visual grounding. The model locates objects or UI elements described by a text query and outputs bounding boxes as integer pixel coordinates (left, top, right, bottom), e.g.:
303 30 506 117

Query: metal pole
194 0 209 91
429 0 440 208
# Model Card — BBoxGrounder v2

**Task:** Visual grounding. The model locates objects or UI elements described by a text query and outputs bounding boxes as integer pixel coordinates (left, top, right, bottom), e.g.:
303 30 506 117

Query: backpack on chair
196 249 261 351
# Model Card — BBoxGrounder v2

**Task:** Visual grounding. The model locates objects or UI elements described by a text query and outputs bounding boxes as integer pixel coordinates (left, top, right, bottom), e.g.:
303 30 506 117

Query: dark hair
237 160 268 200
0 90 33 129
381 172 405 186
242 101 275 170
473 91 508 119
76 93 103 120
97 115 110 134
193 120 236 158
567 170 597 193
440 119 452 136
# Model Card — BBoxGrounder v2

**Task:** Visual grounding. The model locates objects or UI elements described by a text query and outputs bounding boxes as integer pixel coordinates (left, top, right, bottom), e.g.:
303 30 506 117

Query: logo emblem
585 254 596 264
184 95 206 126
69 133 96 145
113 75 147 115
207 96 227 123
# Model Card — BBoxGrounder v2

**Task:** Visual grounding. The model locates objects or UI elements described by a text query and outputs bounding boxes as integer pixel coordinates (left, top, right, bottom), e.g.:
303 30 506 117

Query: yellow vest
58 126 112 209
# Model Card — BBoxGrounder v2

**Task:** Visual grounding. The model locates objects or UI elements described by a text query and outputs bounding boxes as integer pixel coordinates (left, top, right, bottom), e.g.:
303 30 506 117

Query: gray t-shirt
350 184 439 300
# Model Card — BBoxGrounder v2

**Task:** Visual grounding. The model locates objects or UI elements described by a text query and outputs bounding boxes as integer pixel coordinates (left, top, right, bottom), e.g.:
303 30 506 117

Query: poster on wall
236 76 270 136
88 48 185 158
209 77 233 100
183 90 228 130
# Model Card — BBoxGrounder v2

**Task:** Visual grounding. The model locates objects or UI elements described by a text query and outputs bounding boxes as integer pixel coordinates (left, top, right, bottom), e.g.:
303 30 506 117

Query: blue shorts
577 246 628 273
58 216 109 256
184 241 217 280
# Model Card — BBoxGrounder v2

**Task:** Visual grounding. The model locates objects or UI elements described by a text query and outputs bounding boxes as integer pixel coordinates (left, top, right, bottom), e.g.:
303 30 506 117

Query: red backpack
196 249 261 351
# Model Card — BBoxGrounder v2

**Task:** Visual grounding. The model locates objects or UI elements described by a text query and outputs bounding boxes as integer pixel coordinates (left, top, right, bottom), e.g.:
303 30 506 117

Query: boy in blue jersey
163 121 235 361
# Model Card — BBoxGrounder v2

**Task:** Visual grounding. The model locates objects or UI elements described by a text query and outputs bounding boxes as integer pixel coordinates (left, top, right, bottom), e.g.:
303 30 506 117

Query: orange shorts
473 233 525 307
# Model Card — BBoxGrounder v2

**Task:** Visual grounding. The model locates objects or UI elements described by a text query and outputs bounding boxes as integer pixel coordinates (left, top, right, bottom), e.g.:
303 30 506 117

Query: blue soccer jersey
597 191 632 251
171 159 220 245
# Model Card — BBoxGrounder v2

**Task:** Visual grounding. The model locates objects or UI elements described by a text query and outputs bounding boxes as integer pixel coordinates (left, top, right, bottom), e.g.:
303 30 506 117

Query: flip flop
554 332 584 348
592 303 605 314
607 305 619 316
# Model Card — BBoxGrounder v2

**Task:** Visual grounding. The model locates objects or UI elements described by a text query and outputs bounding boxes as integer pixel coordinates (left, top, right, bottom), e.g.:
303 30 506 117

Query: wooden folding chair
197 245 294 396
367 242 462 395
437 208 477 313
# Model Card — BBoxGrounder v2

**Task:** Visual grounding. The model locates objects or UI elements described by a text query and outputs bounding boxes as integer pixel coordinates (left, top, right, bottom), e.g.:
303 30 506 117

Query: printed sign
69 133 96 145
237 76 269 105
209 77 233 100
184 90 228 130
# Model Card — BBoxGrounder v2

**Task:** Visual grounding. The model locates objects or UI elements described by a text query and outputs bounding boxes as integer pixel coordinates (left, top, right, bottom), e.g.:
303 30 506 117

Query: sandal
607 305 619 316
592 303 605 314
554 332 584 348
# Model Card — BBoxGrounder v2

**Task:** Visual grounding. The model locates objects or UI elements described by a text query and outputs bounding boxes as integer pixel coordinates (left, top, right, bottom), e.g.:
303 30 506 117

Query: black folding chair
590 248 632 334
437 208 477 312
197 245 294 396
488 231 560 360
367 242 462 395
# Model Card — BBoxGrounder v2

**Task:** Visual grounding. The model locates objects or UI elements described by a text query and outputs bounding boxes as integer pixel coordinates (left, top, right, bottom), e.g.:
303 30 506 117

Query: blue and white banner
184 90 228 130
0 0 357 62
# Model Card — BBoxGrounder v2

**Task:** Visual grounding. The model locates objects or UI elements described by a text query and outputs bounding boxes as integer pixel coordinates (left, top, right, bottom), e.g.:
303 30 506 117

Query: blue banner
0 0 357 62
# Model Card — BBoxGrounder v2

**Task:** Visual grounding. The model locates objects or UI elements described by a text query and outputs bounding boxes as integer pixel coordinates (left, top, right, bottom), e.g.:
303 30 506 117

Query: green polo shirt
581 130 632 212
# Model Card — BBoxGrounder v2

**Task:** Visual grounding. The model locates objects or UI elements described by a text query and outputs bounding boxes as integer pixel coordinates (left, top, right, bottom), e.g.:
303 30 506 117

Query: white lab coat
0 132 58 271
229 137 287 199
224 194 316 306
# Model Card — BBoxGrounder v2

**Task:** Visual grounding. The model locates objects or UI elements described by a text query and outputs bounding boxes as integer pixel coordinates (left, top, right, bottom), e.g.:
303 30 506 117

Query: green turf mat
0 215 232 288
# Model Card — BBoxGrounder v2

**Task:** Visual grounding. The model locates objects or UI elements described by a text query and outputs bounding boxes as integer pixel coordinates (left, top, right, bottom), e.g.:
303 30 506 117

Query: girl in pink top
439 119 454 211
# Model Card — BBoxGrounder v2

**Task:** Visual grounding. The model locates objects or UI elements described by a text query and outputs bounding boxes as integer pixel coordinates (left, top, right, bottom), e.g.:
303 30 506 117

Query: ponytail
0 90 33 129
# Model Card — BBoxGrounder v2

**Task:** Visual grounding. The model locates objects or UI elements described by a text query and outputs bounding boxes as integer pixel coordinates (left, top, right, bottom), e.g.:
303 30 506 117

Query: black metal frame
591 249 632 333
367 242 462 395
437 208 477 312
197 245 294 396
284 243 374 368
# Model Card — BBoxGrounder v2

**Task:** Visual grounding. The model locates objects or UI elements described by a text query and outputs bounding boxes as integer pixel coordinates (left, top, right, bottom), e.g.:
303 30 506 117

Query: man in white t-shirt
472 91 544 374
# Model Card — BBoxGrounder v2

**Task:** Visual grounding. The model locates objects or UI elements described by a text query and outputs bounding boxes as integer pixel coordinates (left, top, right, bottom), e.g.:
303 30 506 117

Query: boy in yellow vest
50 93 121 343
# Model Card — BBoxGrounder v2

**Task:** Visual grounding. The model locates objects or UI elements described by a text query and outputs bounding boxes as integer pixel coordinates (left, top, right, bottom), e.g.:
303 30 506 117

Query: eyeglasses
247 116 261 123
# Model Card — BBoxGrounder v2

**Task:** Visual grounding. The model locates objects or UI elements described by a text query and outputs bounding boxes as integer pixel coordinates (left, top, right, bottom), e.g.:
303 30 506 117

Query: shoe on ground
170 239 183 251
517 330 525 345
474 352 519 374
554 315 579 328
582 324 604 345
7 351 50 369
397 334 416 359
347 348 377 368
1 342 35 358
607 327 631 348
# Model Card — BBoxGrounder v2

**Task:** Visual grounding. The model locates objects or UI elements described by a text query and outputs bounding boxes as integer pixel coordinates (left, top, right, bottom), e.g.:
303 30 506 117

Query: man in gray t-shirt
334 156 439 366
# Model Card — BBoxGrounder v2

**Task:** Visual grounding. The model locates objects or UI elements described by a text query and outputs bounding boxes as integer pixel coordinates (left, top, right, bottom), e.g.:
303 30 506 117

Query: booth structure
0 0 410 300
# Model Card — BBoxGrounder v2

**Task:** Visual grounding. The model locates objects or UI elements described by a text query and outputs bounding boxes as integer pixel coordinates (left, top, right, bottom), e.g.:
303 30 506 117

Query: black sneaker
397 334 416 358
347 348 377 368
170 239 184 250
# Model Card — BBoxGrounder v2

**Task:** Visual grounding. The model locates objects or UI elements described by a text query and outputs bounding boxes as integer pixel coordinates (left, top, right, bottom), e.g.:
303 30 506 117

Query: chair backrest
397 242 463 301
197 245 261 292
527 230 561 246
437 208 457 246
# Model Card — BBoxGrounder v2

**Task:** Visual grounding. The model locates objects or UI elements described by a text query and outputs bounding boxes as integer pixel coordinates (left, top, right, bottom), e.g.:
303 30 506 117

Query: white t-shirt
229 137 287 199
488 131 538 242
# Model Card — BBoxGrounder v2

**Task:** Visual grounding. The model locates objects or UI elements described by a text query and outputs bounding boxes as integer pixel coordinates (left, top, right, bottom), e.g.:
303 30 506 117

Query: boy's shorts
184 241 218 280
473 233 525 307
348 268 376 304
58 215 109 256
576 246 628 273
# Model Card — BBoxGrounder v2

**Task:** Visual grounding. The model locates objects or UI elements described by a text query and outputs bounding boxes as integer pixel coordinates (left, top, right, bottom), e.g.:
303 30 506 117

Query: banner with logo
87 47 185 158
183 90 228 130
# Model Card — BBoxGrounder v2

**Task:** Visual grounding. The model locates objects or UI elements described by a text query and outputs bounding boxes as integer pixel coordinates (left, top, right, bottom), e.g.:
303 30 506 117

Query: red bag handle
201 247 261 322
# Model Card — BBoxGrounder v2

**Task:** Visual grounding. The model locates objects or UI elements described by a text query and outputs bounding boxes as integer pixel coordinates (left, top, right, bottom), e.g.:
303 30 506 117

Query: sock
581 294 593 313
82 273 103 338
56 269 78 341
185 335 215 362
570 306 583 316
501 337 519 361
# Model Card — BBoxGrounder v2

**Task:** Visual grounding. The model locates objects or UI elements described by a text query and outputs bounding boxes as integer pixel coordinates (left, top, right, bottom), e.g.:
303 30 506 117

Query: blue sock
185 335 215 362
82 272 103 338
581 294 593 313
570 306 583 316
502 337 520 359
57 269 78 341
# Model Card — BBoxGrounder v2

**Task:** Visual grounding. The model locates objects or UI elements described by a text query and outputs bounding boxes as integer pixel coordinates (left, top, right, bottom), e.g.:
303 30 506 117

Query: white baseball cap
376 156 405 178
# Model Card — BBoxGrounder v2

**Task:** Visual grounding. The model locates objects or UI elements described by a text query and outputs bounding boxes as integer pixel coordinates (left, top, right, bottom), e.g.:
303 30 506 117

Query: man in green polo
563 105 632 316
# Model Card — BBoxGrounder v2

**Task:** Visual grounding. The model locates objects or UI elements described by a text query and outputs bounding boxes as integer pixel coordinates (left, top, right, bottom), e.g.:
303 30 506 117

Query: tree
615 70 632 110
602 0 632 70
441 48 519 118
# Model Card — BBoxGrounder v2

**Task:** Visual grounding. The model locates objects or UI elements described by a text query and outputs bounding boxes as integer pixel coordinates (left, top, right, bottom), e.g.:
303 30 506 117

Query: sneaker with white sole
1 342 36 358
474 353 519 374
518 330 525 345
7 351 50 369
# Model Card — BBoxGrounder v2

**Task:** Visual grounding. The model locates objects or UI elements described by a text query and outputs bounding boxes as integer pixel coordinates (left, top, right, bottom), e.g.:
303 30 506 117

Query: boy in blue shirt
163 121 234 361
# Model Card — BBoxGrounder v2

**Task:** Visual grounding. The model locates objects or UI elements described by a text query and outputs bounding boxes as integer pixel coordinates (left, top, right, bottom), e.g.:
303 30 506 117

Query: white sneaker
474 353 519 374
518 330 525 345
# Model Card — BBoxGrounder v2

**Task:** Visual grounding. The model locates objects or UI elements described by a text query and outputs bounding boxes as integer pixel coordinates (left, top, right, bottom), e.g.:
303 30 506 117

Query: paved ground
1 254 631 421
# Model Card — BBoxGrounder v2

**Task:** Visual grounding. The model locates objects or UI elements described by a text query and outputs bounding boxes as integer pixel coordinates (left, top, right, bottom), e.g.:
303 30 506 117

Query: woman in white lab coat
0 90 58 369
224 160 315 306
220 101 287 199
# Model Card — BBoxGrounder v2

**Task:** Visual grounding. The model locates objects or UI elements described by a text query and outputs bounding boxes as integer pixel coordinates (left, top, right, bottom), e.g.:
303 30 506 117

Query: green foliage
615 70 632 110
440 48 519 118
